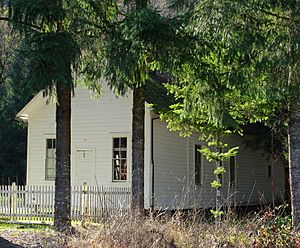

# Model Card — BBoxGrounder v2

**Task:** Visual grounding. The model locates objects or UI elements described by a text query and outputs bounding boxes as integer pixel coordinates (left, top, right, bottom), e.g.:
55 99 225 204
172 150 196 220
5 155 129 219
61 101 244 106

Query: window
219 160 223 185
45 138 56 180
229 156 236 187
268 164 273 178
195 144 202 185
112 137 127 181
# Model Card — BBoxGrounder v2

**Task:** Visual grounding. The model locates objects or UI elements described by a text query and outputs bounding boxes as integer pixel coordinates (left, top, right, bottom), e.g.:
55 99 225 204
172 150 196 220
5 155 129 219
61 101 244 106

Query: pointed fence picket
0 183 130 223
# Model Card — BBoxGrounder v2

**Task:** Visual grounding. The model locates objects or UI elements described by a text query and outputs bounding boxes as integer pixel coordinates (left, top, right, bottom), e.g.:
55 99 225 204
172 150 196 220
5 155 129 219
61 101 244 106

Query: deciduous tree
163 0 300 229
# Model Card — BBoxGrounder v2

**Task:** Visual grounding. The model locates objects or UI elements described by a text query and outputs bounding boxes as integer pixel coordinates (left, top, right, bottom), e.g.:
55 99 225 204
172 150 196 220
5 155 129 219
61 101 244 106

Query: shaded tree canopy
0 18 31 184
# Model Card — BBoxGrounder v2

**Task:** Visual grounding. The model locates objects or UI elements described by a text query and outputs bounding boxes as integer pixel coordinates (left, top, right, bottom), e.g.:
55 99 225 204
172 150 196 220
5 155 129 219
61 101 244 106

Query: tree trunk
54 82 71 231
287 15 300 228
288 103 300 229
131 86 145 212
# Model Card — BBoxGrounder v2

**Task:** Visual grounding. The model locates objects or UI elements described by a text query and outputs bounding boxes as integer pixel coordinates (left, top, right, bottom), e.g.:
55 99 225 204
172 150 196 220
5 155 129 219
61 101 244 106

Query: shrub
253 209 298 248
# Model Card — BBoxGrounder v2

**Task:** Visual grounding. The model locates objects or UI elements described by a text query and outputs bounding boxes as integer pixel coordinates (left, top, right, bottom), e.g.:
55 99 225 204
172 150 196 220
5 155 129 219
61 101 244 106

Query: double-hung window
112 137 127 181
195 144 202 185
45 138 56 180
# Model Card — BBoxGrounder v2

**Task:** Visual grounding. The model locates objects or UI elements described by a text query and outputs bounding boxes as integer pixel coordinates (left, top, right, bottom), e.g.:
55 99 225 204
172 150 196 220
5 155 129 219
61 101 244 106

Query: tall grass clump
63 206 299 248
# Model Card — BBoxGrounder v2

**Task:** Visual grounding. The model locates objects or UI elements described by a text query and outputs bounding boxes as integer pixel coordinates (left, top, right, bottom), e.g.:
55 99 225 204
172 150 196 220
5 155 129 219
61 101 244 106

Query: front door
75 149 96 186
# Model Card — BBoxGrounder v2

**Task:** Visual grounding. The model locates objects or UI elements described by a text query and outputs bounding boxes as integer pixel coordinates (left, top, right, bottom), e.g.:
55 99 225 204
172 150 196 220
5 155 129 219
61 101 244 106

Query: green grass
0 222 52 232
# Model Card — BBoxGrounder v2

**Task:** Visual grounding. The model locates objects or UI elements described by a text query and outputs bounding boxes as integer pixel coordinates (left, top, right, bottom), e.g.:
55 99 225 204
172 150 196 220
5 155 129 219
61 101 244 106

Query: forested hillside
0 21 32 184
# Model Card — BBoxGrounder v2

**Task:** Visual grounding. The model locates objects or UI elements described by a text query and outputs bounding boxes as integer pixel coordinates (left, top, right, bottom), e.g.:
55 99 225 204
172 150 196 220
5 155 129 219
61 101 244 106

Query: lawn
0 222 51 231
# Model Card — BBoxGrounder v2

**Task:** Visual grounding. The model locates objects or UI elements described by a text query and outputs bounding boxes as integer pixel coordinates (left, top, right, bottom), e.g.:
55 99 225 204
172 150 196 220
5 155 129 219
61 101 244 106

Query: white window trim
44 135 56 181
111 133 131 183
194 142 203 186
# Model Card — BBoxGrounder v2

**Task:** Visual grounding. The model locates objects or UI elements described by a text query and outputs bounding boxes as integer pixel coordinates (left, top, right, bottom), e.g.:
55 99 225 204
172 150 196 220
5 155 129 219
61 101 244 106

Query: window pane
46 158 54 169
47 168 55 179
112 137 127 181
47 139 53 149
51 158 56 169
121 138 127 148
195 163 201 185
195 145 201 164
113 160 120 180
47 148 55 158
46 148 51 157
120 160 127 180
230 157 235 183
121 151 127 158
46 138 56 180
113 151 120 159
195 145 202 185
46 159 55 180
114 159 121 166
113 138 120 148
113 169 119 180
268 165 272 178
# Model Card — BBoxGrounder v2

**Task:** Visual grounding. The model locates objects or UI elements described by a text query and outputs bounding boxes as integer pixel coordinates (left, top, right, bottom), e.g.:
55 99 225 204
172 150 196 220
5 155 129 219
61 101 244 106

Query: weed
253 209 297 248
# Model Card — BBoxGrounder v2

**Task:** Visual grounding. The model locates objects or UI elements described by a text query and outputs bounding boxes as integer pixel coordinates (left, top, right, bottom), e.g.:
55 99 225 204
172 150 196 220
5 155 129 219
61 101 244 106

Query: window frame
45 137 56 181
194 143 203 186
112 136 129 182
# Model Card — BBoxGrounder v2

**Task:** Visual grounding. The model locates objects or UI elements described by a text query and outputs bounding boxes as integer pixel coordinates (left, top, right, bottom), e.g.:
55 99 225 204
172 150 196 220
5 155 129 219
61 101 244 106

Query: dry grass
1 208 299 248
65 208 296 248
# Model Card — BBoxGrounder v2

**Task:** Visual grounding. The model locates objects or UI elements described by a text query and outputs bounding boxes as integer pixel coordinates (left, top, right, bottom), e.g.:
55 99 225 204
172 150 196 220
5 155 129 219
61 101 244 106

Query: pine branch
0 16 41 31
255 7 290 21
243 0 291 21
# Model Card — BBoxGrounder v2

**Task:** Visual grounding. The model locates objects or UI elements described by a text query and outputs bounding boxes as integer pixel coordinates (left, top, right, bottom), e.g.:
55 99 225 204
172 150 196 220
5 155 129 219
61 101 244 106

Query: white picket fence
0 183 131 223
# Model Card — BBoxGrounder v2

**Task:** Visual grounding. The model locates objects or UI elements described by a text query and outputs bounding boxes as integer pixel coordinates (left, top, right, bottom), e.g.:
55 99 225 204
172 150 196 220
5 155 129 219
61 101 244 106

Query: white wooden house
17 83 285 210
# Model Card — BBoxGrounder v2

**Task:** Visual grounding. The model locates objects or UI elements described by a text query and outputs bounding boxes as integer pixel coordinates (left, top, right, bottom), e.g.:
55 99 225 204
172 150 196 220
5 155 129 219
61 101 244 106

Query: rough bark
288 103 300 229
131 86 145 212
287 17 300 229
54 83 71 231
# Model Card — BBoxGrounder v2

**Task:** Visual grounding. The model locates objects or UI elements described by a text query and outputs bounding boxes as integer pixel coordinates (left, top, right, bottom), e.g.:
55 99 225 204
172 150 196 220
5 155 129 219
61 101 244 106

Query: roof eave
16 91 45 121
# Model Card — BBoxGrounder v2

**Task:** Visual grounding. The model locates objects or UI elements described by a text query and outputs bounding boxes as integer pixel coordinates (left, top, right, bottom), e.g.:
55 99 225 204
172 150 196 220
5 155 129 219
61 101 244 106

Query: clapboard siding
25 86 284 210
187 133 216 209
26 86 152 208
153 123 285 210
27 103 56 186
234 145 285 205
188 134 285 208
153 121 189 209
27 87 150 208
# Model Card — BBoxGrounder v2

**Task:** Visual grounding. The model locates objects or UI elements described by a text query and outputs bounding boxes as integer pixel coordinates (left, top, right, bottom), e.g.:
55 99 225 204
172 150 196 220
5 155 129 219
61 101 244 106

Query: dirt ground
0 229 66 248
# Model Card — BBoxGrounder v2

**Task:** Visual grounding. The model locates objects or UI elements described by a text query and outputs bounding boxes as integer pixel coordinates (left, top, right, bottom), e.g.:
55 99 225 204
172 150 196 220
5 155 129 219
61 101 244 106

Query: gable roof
145 73 175 112
17 77 174 121
16 91 47 121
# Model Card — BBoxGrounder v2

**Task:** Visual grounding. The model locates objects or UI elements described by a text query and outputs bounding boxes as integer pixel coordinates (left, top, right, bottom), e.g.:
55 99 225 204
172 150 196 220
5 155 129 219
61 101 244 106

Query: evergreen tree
163 0 300 229
90 0 190 212
1 0 114 231
0 52 29 185
0 11 29 184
